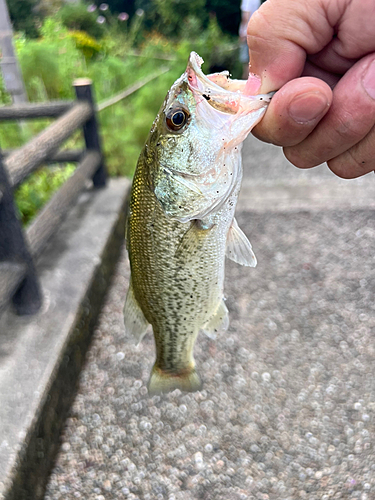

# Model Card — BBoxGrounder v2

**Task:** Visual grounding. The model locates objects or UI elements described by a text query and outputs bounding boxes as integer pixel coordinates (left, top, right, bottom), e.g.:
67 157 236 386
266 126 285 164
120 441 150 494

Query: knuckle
284 145 321 169
254 110 311 148
247 10 270 39
252 121 282 146
333 112 366 143
328 149 375 179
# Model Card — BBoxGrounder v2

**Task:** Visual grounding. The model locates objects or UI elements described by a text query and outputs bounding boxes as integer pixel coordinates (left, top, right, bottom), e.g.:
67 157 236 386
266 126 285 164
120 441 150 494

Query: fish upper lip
187 51 274 100
186 51 272 115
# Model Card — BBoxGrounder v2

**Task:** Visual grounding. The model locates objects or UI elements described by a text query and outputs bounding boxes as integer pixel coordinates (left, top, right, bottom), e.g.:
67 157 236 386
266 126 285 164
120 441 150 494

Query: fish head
146 52 272 222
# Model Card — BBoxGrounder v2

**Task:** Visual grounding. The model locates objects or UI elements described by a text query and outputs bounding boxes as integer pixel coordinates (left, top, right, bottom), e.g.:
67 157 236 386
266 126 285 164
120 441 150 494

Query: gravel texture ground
44 140 375 500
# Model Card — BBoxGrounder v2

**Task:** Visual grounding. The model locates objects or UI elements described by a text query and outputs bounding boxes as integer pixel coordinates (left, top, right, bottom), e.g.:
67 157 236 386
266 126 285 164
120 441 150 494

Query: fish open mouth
153 52 274 223
186 51 272 115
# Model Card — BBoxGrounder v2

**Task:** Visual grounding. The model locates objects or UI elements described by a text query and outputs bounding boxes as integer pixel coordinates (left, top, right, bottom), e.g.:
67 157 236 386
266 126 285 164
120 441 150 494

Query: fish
124 52 272 395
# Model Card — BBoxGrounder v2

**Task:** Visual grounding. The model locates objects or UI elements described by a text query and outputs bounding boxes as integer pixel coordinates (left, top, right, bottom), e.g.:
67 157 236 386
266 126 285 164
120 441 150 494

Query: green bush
69 30 102 61
0 10 241 224
149 0 207 38
16 20 86 101
7 0 40 38
14 165 76 225
59 2 106 39
19 42 62 100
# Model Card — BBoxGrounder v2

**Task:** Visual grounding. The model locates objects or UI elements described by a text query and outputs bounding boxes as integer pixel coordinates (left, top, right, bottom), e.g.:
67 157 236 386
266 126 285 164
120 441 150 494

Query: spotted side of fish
124 52 272 395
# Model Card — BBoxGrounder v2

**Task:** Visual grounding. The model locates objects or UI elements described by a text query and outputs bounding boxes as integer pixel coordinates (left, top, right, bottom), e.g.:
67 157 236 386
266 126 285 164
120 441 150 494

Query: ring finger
328 123 375 178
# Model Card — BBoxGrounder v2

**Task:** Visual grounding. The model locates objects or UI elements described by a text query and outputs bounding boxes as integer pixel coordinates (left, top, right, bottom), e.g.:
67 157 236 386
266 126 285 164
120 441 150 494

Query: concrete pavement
0 179 130 500
44 138 375 500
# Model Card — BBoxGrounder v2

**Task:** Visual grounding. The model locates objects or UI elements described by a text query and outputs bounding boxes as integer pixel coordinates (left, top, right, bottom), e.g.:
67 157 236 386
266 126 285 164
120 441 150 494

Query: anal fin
123 279 149 345
201 299 229 339
226 217 257 267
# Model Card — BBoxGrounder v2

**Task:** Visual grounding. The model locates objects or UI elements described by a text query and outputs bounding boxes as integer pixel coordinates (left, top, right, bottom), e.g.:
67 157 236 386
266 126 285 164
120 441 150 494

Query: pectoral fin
123 280 149 344
176 220 214 257
202 299 229 339
226 218 257 267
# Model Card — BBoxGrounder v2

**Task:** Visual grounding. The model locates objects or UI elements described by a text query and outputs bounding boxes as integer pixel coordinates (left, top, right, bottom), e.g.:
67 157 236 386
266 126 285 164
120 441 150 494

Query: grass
0 15 241 224
14 164 76 225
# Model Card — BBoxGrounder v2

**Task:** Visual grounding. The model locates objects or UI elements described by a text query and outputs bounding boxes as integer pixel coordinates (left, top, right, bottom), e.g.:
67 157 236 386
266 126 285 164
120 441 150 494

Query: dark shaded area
0 151 41 315
98 0 242 35
0 180 129 500
7 207 126 500
206 0 241 35
7 0 40 38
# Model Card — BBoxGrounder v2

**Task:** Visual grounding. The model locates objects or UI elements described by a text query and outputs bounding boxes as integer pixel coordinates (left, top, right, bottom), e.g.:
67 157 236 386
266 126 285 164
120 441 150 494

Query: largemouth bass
125 52 272 394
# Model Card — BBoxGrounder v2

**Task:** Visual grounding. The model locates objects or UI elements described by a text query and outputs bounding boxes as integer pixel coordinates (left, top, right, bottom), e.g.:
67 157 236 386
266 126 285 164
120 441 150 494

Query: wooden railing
0 79 106 315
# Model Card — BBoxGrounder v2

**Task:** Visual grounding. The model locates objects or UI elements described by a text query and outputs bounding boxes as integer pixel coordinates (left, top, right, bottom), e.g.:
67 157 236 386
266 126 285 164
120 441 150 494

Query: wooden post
0 0 28 104
74 79 106 187
0 149 41 315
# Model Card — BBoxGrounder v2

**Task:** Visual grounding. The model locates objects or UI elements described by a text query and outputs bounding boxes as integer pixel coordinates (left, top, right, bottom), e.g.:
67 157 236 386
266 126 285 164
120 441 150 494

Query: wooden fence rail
6 102 92 188
0 79 106 315
0 101 74 120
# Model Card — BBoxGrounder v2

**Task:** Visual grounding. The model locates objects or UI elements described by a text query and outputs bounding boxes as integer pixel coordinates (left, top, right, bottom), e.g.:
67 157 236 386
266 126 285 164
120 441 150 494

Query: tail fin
148 364 202 395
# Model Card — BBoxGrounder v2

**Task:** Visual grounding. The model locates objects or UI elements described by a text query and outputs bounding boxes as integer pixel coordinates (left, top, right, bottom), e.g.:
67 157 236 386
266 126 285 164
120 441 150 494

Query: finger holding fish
284 55 375 177
326 123 375 178
252 77 332 147
248 0 375 178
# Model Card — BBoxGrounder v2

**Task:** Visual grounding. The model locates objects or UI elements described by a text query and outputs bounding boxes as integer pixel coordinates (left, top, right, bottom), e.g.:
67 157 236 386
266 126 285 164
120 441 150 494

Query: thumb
247 0 334 93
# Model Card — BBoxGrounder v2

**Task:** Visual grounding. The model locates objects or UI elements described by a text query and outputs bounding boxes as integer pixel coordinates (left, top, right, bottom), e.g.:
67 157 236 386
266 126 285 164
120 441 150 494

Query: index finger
247 0 335 92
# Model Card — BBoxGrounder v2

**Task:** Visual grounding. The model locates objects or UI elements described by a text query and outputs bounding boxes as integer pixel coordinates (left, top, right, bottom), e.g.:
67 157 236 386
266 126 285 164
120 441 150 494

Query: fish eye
166 109 189 131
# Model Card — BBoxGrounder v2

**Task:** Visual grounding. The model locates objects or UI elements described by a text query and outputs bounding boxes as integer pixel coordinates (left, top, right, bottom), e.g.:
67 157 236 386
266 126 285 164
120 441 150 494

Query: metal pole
0 0 28 104
0 148 41 315
74 79 106 187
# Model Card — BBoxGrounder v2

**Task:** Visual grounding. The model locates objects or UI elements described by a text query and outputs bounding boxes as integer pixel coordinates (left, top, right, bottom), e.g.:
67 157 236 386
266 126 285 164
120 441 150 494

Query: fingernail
288 92 329 124
363 59 375 99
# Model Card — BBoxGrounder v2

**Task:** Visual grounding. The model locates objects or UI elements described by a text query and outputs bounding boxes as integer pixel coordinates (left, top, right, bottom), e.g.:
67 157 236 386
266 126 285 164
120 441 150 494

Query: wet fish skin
127 153 238 394
124 52 271 394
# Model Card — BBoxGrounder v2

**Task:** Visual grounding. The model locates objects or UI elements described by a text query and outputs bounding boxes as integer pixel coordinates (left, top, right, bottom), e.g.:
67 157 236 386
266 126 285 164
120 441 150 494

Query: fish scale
128 156 232 360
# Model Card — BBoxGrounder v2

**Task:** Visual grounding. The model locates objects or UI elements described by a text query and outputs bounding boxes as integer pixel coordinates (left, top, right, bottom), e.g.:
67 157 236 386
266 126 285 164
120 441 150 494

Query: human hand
247 0 375 178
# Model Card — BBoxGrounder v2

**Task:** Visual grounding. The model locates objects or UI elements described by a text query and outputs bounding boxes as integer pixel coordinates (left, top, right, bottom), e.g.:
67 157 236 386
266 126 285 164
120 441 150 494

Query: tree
95 0 242 36
206 0 241 35
6 0 41 38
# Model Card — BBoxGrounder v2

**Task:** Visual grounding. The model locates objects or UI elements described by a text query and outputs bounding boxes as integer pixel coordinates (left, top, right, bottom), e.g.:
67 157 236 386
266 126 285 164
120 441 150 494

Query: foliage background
2 0 245 223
